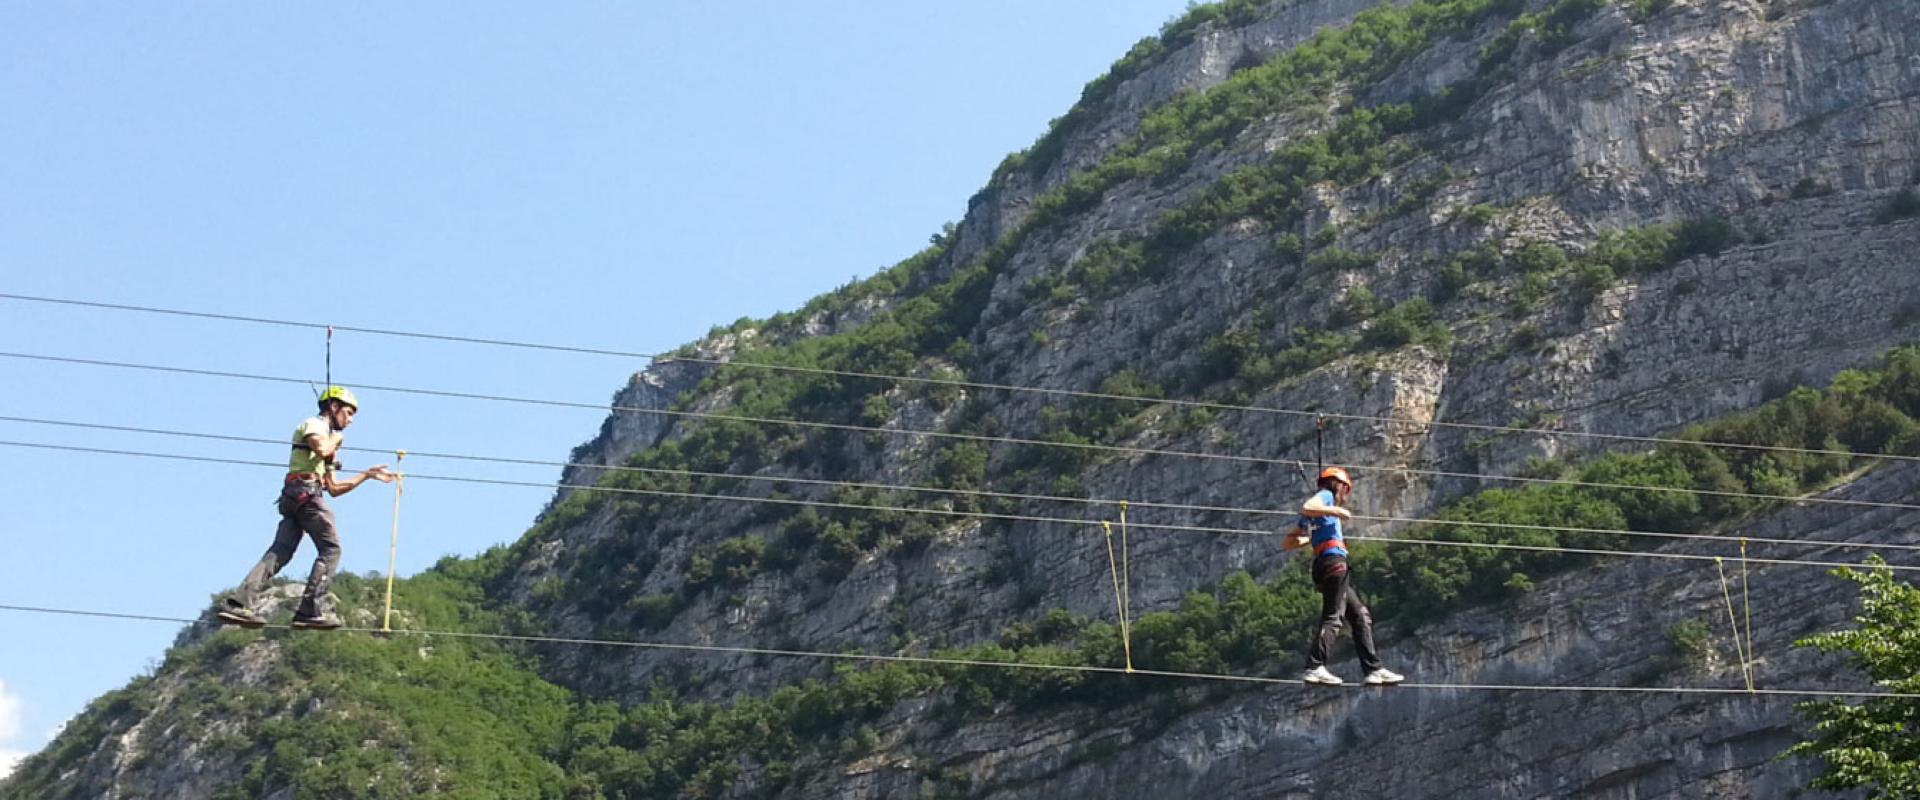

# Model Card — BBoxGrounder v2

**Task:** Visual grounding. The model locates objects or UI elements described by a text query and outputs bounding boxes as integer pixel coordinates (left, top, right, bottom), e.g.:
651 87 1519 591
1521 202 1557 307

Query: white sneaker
1364 668 1405 685
1303 666 1344 686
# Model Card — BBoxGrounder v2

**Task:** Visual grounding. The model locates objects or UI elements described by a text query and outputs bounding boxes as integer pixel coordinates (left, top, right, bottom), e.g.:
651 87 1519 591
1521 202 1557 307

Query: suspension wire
9 351 1920 520
6 438 1919 576
6 292 1918 466
10 414 1920 556
1 602 1914 701
1315 415 1325 474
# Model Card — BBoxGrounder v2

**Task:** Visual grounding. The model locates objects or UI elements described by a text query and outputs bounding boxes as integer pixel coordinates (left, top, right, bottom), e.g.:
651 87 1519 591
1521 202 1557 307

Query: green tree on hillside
1787 559 1920 797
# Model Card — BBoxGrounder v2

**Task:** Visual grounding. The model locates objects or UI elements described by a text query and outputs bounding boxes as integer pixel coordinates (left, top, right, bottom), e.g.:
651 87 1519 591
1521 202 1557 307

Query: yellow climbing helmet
318 385 359 412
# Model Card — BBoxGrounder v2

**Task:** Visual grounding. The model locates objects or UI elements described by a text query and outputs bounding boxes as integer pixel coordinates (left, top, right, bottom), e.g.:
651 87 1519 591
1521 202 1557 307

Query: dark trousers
1306 555 1384 672
229 480 340 618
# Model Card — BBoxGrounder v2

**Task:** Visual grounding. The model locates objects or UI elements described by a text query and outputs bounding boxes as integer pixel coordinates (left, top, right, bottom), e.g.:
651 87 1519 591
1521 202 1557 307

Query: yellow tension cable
1101 521 1134 673
383 450 406 633
1714 557 1752 691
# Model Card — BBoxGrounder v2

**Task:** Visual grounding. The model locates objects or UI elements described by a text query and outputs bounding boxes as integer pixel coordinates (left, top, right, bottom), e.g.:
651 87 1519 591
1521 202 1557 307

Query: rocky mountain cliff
7 0 1919 797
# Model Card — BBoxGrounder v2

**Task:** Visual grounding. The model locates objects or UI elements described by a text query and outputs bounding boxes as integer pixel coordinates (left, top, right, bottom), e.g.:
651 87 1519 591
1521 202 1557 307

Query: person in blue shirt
1285 467 1403 686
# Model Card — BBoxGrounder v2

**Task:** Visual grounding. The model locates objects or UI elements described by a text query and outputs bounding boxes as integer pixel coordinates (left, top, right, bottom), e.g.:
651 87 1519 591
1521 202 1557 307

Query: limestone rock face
12 0 1920 797
550 354 718 510
508 0 1920 793
521 0 1920 698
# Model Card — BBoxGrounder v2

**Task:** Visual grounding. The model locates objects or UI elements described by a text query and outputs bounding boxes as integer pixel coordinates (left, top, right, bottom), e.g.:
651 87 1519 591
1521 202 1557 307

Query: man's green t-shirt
289 416 335 477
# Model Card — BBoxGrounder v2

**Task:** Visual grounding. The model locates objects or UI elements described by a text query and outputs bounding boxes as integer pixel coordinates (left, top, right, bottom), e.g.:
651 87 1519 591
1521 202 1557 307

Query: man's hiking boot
215 607 267 628
1303 666 1344 686
290 613 342 631
1364 668 1406 686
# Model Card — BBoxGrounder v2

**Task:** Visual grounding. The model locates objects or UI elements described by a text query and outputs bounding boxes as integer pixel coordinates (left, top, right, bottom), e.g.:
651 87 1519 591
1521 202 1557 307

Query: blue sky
0 1 1192 771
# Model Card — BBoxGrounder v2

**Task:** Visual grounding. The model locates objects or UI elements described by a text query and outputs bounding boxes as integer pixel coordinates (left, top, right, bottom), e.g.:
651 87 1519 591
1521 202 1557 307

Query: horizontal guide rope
5 438 1918 574
0 602 1913 701
8 414 1920 555
6 292 1917 465
6 351 1919 518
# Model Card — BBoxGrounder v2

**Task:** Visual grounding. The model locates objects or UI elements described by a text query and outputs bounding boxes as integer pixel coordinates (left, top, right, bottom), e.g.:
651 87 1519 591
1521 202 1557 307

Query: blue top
1301 488 1347 558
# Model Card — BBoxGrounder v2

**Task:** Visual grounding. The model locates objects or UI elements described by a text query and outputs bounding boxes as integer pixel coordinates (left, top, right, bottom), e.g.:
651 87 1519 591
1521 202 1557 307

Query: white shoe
1364 668 1405 685
1303 666 1344 686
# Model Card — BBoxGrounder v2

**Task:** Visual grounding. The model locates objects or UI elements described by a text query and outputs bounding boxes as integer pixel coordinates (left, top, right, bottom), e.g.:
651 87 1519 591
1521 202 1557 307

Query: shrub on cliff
1787 558 1920 797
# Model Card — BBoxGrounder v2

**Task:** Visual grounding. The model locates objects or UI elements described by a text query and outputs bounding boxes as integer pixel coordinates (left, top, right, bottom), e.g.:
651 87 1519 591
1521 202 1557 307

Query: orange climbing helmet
1318 466 1353 488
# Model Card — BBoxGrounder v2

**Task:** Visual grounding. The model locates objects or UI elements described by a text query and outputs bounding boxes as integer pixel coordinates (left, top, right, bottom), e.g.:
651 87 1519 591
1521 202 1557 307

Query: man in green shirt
216 386 394 629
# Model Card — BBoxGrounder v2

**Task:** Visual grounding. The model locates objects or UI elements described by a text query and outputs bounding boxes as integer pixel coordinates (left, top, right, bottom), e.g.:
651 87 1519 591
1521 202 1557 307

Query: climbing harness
280 472 321 512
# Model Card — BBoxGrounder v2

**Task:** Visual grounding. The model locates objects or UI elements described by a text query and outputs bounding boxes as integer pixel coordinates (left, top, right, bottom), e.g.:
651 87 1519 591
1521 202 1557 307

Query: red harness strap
284 473 322 509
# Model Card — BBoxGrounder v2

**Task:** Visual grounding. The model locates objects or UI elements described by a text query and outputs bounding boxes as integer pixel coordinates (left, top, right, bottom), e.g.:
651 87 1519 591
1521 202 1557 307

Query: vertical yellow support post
1118 501 1132 638
383 450 406 633
1740 537 1754 692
